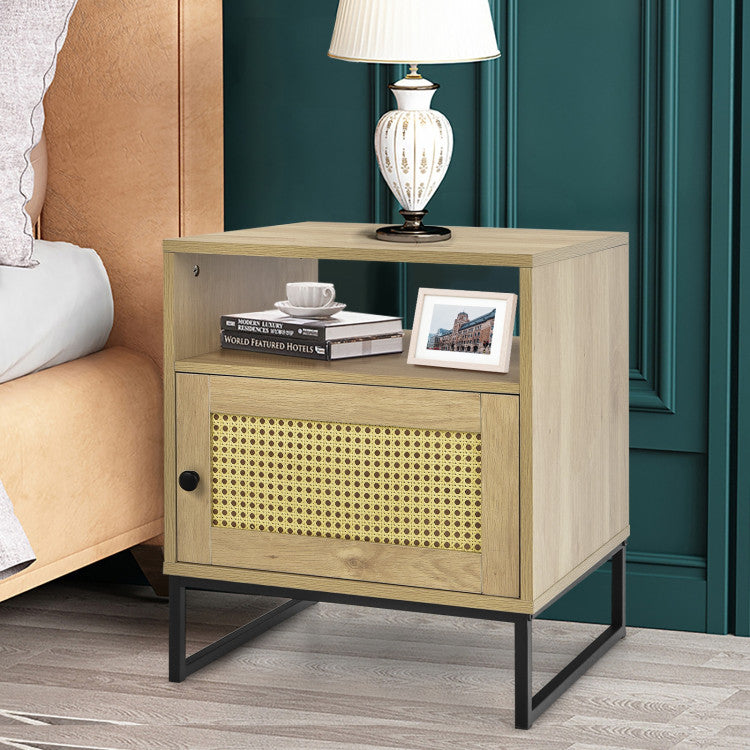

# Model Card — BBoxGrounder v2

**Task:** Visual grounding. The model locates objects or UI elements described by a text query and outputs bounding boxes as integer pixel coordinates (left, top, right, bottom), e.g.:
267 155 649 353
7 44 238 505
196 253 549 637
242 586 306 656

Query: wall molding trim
477 0 509 228
369 64 392 226
542 563 707 632
504 0 518 229
630 0 678 414
627 550 706 570
705 0 737 635
734 0 750 638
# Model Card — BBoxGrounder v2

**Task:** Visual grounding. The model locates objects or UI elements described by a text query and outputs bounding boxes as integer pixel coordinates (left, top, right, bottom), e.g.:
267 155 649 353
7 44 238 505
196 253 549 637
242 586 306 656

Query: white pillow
0 239 113 384
0 0 78 268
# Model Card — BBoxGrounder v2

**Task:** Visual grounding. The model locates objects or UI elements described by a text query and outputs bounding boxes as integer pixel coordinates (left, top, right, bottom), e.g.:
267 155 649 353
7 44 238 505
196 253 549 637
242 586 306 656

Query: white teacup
286 282 336 308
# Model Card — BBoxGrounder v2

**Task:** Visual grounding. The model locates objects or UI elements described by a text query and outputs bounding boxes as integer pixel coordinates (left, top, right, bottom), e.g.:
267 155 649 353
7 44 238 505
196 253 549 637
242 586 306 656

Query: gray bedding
0 479 35 579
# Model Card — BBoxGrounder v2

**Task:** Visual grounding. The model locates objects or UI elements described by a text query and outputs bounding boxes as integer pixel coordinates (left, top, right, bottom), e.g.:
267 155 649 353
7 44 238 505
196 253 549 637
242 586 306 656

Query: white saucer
274 300 346 319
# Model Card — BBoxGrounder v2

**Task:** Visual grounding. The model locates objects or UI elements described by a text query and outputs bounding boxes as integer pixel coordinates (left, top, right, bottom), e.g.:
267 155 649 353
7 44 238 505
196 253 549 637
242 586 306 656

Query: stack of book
220 309 403 361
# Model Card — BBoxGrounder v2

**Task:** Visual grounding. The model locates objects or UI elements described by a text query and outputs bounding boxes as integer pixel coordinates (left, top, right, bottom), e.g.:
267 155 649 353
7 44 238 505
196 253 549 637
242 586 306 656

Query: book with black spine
220 309 402 343
220 330 403 361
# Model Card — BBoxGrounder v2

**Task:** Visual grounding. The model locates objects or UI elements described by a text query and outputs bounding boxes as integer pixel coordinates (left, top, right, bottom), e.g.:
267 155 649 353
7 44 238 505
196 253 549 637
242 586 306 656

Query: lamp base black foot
376 210 451 243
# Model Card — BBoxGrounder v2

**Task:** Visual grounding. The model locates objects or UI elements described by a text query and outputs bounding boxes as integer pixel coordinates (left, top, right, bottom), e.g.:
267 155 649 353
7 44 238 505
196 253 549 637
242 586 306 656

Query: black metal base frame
169 543 626 730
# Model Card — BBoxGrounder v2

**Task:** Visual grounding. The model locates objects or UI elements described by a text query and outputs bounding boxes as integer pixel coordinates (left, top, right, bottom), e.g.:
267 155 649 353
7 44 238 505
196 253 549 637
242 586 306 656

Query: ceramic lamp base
376 210 452 243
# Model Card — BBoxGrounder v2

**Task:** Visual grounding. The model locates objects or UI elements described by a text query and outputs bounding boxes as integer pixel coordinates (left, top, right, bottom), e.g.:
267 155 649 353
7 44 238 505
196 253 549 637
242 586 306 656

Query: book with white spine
220 309 402 343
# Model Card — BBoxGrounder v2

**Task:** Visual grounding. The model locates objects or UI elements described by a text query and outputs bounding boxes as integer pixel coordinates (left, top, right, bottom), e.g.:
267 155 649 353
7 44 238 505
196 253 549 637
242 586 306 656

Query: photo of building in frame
428 308 496 354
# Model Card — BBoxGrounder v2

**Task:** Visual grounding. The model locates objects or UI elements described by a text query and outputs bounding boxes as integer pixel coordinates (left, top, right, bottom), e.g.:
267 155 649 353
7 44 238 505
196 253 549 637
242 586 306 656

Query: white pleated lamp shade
328 0 501 64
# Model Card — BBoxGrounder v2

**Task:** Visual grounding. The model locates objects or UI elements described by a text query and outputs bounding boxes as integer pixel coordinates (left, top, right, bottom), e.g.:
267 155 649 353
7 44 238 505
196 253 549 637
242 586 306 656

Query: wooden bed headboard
41 0 223 368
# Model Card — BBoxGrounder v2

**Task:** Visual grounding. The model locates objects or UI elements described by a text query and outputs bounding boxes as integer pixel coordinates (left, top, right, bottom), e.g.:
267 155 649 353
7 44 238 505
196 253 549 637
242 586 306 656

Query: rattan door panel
175 374 520 595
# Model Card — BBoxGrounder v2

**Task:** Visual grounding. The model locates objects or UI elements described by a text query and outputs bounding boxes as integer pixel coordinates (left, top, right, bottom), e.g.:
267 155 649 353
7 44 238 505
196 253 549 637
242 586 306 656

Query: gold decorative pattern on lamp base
211 413 482 552
373 75 454 243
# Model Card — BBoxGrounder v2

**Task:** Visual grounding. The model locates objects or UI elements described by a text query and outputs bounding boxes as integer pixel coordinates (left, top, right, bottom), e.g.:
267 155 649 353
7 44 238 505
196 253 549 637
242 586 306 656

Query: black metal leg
168 575 187 682
514 544 627 729
612 543 626 631
514 617 533 729
168 575 317 682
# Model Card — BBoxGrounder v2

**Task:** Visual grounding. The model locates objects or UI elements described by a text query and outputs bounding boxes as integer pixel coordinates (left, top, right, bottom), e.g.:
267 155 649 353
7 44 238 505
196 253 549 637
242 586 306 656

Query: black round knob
178 470 200 492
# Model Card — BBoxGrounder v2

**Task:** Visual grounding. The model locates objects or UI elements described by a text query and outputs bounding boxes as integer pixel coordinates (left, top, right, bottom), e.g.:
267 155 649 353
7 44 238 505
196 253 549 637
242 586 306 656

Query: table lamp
329 0 501 243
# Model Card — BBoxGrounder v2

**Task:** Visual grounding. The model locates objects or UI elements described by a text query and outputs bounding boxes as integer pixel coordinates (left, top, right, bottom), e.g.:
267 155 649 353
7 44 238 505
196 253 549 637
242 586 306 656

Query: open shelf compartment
176 332 520 394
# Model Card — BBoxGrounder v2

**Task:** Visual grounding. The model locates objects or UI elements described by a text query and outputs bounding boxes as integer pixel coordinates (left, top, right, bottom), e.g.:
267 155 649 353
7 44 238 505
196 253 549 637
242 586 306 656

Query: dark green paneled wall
223 0 741 633
224 1 401 315
224 2 370 227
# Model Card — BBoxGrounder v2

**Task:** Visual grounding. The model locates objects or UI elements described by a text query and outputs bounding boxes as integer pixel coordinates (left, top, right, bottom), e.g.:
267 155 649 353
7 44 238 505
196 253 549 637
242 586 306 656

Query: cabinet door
174 374 519 596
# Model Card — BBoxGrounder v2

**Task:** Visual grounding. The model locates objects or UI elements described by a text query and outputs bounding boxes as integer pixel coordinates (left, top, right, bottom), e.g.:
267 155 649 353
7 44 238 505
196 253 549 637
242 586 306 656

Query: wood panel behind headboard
41 0 223 368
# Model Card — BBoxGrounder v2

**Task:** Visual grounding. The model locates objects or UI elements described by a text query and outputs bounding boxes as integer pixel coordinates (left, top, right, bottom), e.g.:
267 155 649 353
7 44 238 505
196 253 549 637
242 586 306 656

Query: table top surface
164 222 628 268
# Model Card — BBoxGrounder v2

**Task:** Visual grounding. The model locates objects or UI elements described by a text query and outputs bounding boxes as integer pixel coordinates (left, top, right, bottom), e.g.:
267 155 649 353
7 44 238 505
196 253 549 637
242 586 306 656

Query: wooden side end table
162 222 630 729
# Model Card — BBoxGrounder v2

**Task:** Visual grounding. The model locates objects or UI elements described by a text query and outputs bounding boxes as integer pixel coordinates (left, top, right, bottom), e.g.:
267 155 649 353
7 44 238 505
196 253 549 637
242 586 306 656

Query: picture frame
407 288 518 374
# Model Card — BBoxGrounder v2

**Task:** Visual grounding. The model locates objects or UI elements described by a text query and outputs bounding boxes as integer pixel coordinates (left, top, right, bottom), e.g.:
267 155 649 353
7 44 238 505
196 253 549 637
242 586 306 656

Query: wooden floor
0 582 748 750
